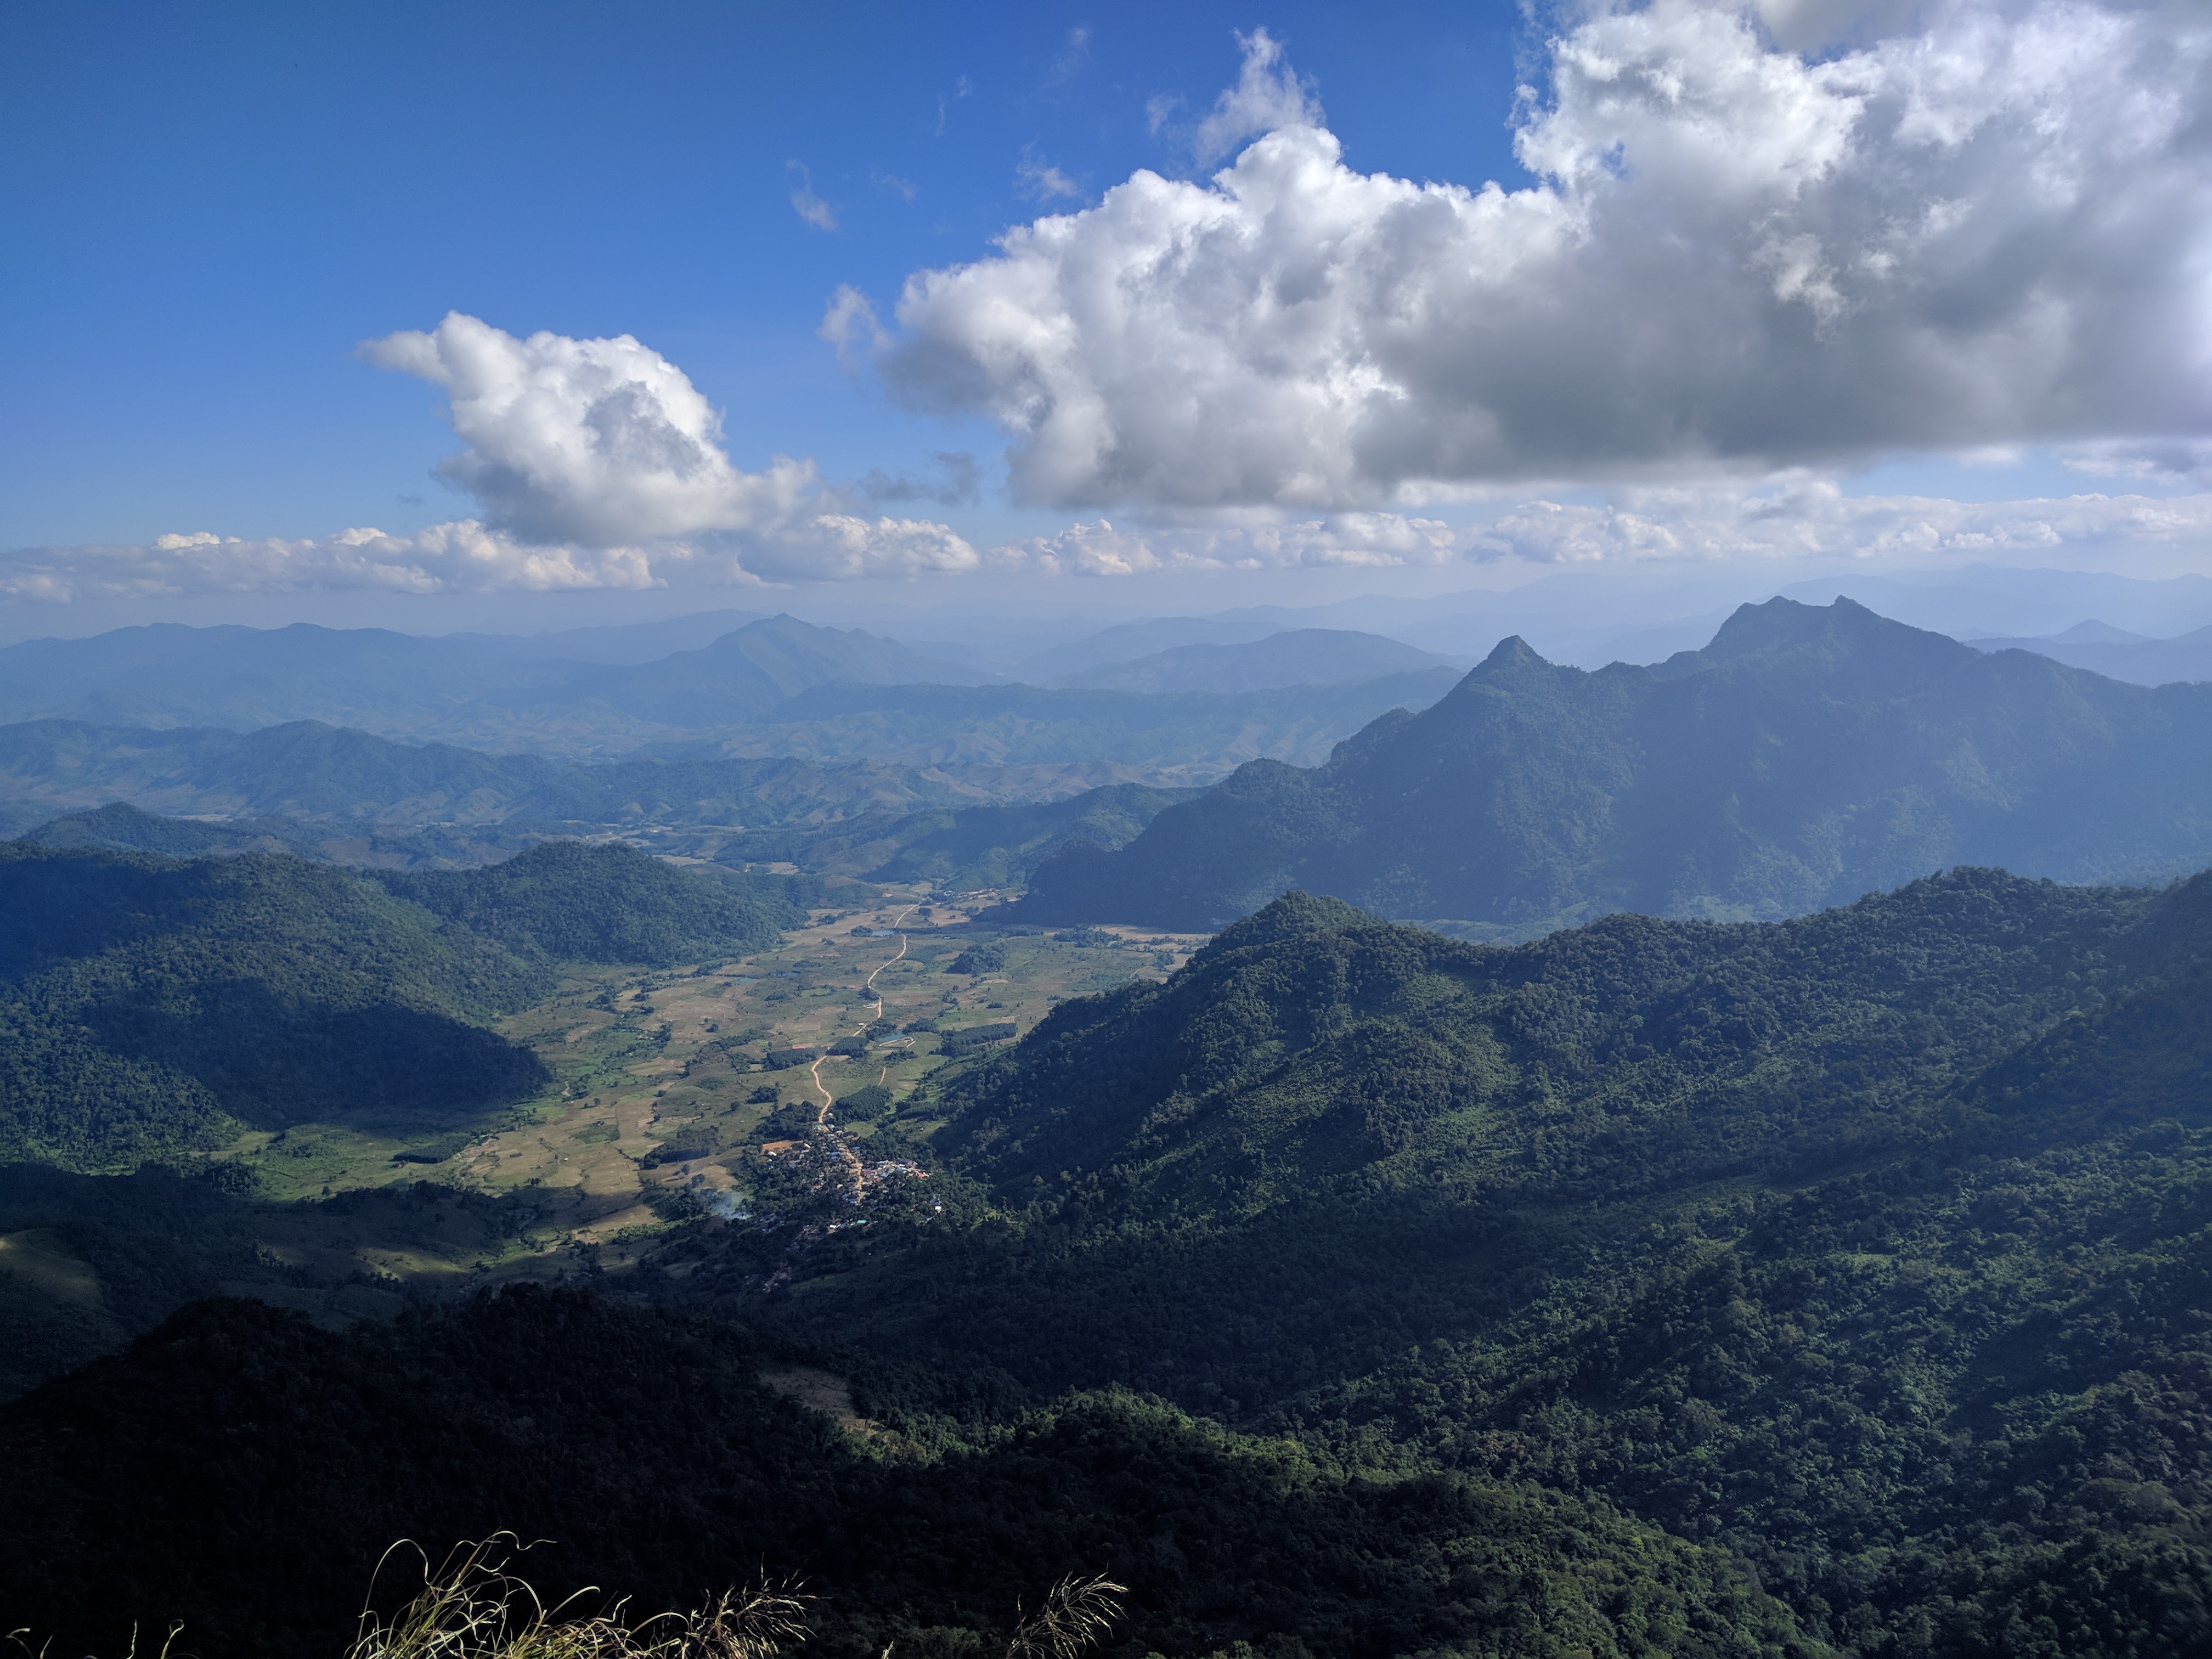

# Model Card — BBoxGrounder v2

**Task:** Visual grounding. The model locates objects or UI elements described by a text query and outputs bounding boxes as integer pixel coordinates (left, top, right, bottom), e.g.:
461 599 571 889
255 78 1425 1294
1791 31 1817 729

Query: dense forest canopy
0 1288 1813 1659
699 876 2212 1658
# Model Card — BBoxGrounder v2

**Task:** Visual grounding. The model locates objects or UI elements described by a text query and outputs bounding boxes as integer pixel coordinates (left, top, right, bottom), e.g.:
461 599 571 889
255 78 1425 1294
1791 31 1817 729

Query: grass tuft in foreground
348 1538 812 1659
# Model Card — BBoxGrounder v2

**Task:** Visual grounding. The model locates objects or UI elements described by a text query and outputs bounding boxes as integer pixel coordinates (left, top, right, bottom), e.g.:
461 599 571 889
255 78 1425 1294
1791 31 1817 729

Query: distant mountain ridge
0 614 994 751
0 719 1203 889
1018 597 2212 932
1971 621 2212 687
0 614 1454 770
1054 628 1464 692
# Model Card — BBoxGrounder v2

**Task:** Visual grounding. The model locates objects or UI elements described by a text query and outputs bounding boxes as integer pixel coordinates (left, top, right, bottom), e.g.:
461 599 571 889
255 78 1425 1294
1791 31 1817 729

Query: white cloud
12 312 987 600
2059 438 2212 488
1048 25 1092 87
873 1 2212 512
968 481 2212 577
992 511 1470 577
787 161 838 231
936 75 973 138
1192 28 1322 167
353 312 977 584
819 286 890 375
0 522 661 602
362 312 769 546
1016 154 1082 200
1469 482 2212 565
1 508 988 601
13 480 2205 600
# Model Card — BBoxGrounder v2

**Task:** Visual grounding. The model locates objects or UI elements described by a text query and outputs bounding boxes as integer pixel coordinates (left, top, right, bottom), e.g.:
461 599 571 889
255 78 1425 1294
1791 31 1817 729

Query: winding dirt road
809 904 918 1115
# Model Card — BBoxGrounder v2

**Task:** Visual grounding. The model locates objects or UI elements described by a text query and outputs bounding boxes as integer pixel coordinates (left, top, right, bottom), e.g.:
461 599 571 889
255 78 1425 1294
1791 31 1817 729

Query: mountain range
1972 620 2212 688
1053 628 1464 693
0 614 991 751
0 719 1200 893
1018 597 2212 933
0 614 1464 768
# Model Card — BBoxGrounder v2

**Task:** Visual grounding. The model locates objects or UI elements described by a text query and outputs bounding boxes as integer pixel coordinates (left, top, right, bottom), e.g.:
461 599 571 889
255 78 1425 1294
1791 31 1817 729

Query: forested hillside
0 840 788 1169
0 1288 1810 1659
8 854 2212 1654
713 876 2212 1657
1020 598 2212 932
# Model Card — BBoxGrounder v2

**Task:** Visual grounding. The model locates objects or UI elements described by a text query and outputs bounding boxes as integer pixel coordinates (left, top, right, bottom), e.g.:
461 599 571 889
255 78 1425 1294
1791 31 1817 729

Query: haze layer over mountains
1022 599 2212 934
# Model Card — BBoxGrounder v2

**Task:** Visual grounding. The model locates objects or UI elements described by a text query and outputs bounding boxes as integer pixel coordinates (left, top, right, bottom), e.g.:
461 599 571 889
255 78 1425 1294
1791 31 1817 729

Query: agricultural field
184 890 1210 1314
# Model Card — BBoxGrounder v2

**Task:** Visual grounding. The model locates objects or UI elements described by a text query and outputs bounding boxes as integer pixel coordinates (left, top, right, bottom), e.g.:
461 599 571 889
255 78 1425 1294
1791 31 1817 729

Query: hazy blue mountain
0 622 551 733
712 669 1464 774
1970 620 2212 686
1054 628 1464 692
0 717 1114 834
2045 619 2153 644
574 613 995 725
439 608 766 664
1008 612 1297 681
0 718 1202 887
1018 597 2212 932
0 614 992 752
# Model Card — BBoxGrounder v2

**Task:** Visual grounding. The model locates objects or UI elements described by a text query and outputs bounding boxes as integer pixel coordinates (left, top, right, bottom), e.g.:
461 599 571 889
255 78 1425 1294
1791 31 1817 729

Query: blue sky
1 1 1522 547
3 1 2208 632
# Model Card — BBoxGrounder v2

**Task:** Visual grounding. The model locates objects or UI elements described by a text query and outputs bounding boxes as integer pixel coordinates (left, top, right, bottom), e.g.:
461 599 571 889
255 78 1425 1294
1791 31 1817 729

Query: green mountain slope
0 840 789 1170
1019 599 2212 931
729 876 2212 1656
0 1288 1813 1659
373 839 797 964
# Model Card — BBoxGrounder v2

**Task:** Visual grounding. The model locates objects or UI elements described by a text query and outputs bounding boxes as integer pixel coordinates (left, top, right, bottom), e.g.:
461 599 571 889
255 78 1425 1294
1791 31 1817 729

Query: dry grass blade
6 1621 184 1658
1003 1573 1126 1659
658 1587 814 1659
348 1536 812 1659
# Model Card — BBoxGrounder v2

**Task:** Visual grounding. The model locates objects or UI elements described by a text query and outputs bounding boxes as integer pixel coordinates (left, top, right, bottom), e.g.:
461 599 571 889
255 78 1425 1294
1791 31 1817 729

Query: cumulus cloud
349 312 977 584
872 1 2212 512
363 312 770 546
3 313 1000 600
1192 28 1322 166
